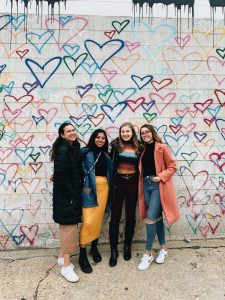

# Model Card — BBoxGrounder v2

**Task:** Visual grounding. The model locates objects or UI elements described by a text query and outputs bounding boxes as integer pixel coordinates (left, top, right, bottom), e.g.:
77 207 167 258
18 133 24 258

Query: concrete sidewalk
0 239 225 300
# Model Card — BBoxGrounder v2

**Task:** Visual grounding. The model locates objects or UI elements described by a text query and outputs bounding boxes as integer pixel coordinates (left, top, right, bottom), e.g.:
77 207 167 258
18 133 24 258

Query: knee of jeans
145 218 156 224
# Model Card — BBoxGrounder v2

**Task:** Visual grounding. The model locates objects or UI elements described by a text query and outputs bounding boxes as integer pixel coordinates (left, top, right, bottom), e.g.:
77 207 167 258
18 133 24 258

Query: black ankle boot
109 223 119 267
109 248 118 267
90 239 102 263
79 247 92 273
124 243 131 261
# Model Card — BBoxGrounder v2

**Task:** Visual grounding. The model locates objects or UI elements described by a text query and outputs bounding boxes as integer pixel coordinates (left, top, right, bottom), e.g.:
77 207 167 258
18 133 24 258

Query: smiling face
120 125 133 142
94 132 106 148
61 124 77 144
140 126 153 144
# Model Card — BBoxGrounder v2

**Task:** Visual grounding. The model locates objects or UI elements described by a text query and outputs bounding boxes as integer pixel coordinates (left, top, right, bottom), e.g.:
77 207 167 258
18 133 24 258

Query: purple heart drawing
22 81 39 94
76 83 93 98
194 132 207 142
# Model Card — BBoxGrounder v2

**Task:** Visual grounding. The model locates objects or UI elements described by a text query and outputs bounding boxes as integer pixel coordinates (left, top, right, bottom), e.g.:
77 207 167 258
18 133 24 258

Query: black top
94 150 107 177
142 142 156 177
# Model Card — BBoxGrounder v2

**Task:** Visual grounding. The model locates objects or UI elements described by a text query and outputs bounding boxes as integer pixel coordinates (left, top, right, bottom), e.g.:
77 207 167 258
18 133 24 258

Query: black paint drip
7 0 67 47
209 0 225 47
9 0 66 20
132 1 195 38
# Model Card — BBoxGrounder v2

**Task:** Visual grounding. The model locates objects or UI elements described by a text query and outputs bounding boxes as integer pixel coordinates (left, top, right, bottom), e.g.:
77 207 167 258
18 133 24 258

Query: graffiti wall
0 13 224 250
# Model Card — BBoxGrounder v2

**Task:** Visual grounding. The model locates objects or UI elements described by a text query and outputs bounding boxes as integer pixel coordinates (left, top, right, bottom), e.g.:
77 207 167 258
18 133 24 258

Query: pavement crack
33 264 56 300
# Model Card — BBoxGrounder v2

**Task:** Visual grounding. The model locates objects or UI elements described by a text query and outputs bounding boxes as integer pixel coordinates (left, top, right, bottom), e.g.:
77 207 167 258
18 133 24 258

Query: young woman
51 122 82 282
138 124 180 271
79 129 112 273
108 122 141 267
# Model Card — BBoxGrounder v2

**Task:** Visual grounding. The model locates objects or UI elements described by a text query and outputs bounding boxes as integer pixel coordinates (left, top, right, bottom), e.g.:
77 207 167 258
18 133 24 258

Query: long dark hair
140 124 163 144
50 122 77 161
87 129 109 152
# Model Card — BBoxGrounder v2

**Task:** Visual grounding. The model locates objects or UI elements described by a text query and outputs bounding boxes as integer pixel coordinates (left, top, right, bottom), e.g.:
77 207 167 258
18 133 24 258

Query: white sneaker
57 257 74 269
61 266 79 283
138 254 154 271
156 249 168 264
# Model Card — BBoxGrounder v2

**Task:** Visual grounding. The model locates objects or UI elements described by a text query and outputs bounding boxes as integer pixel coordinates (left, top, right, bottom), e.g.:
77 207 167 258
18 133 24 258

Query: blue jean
143 176 165 250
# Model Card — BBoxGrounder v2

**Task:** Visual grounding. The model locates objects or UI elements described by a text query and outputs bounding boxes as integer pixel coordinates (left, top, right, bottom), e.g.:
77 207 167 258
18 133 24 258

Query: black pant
110 175 138 224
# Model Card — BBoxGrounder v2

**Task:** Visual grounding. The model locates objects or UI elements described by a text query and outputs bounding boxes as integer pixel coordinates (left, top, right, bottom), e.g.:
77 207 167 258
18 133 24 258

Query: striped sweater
117 144 138 174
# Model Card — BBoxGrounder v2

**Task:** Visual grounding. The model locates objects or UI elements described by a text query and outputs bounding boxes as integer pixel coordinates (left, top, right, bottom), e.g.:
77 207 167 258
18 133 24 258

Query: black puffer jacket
53 139 82 225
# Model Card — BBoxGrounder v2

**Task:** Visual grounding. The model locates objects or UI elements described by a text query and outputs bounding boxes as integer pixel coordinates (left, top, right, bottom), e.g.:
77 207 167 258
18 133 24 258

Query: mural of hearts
0 11 225 250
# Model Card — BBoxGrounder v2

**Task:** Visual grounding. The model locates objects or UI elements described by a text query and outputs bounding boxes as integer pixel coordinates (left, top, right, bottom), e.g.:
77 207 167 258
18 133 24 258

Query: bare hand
152 176 161 183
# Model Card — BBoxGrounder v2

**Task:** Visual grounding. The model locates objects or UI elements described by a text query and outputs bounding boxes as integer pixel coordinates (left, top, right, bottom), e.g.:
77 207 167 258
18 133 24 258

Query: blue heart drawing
0 15 12 31
207 106 221 118
26 30 54 53
15 147 34 165
95 83 111 94
82 103 98 115
62 44 80 57
11 15 26 31
164 134 189 156
101 102 127 123
131 20 176 60
59 15 73 25
54 120 71 129
0 208 24 237
12 234 26 246
170 116 183 126
84 39 125 69
82 62 98 77
114 88 136 103
154 125 168 138
25 57 62 88
32 116 45 125
131 75 153 90
69 115 87 127
0 64 6 74
1 81 15 95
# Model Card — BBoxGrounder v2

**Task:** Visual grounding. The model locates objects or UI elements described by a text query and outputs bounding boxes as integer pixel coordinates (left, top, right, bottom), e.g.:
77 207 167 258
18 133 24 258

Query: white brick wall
0 12 224 249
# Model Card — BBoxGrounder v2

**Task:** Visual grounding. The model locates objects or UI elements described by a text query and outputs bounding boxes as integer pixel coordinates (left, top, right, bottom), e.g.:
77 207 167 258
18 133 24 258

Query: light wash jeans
143 176 165 251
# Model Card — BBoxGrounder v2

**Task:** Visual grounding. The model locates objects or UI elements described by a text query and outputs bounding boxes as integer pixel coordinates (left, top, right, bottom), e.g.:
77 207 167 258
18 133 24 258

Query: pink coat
138 142 180 225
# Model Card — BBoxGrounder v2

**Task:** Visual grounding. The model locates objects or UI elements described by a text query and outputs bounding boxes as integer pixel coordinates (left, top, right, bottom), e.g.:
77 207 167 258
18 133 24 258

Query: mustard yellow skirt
79 176 109 245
